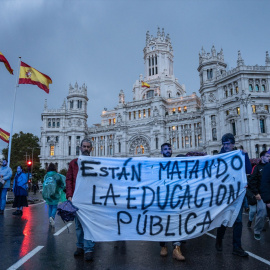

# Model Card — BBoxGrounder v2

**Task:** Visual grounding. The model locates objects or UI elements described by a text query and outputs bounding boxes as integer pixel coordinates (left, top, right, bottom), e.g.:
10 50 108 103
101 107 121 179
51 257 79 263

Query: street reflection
19 206 32 257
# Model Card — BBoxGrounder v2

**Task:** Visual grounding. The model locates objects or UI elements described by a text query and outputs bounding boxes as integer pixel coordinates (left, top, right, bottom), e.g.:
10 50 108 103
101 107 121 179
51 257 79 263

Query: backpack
42 174 57 200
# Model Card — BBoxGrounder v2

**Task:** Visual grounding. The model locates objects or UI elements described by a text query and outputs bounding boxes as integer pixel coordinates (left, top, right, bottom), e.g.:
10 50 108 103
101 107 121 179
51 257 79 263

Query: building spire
44 99 48 111
211 45 216 57
237 50 244 66
157 27 161 37
266 51 270 66
146 30 150 45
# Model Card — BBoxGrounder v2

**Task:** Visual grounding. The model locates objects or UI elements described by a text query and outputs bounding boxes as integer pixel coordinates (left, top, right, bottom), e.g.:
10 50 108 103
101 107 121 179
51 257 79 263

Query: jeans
48 205 58 219
243 196 249 209
249 204 257 221
75 215 95 253
216 204 243 249
0 188 8 210
254 200 267 234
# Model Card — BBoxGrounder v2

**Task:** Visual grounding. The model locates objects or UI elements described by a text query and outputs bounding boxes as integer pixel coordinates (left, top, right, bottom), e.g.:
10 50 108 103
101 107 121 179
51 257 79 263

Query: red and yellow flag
19 61 52 93
0 51 13 74
141 81 150 88
0 128 10 143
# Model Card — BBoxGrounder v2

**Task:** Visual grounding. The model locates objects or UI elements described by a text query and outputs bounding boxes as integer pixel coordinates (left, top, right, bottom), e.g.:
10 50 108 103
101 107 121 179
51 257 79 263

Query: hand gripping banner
72 150 246 242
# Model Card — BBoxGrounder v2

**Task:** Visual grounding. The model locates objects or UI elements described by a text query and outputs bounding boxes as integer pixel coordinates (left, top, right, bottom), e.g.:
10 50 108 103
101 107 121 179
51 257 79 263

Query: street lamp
235 92 253 156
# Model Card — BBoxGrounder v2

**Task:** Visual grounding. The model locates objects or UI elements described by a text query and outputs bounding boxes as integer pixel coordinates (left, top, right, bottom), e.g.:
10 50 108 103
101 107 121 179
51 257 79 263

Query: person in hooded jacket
0 159 12 214
12 165 28 216
215 133 252 257
42 163 66 227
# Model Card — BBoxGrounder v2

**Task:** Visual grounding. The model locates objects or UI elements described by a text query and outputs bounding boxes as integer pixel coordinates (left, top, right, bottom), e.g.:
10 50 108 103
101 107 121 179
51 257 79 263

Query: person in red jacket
66 138 94 262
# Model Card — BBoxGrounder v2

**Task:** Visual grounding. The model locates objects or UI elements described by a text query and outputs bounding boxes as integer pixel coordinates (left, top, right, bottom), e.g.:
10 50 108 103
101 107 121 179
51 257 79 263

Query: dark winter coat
248 162 268 195
260 163 270 204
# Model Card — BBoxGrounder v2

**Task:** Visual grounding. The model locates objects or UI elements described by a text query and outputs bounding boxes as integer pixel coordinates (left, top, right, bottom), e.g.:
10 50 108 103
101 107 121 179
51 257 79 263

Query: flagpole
7 57 21 167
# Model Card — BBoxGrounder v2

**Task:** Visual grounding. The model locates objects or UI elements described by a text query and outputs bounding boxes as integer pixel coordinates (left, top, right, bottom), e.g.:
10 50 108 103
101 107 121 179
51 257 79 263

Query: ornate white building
40 28 270 170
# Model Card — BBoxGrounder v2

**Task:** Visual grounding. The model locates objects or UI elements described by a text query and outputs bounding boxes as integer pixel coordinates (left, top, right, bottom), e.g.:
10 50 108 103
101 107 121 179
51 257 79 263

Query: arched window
262 85 266 92
50 145 55 156
260 119 265 133
232 122 236 135
255 144 259 158
172 137 176 149
249 84 253 91
76 146 80 155
198 135 202 147
255 84 259 92
146 90 154 98
212 128 217 141
118 142 121 153
262 144 267 151
109 145 113 155
185 136 189 148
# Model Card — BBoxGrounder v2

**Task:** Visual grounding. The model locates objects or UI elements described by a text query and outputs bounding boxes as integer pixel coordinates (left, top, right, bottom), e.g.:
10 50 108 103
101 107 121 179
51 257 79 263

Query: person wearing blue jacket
215 133 252 257
12 165 28 216
0 159 13 214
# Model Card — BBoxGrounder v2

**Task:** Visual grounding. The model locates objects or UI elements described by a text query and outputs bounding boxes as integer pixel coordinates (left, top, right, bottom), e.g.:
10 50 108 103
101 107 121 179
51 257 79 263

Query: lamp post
235 92 253 156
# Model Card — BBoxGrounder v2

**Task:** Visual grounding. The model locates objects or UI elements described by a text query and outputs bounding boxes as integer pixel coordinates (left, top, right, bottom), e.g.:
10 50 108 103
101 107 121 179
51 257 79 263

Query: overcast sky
0 0 269 153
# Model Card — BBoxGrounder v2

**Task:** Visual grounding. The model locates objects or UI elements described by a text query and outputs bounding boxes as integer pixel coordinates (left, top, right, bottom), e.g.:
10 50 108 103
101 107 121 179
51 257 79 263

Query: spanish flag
19 61 52 93
0 51 13 74
0 128 10 143
141 81 150 88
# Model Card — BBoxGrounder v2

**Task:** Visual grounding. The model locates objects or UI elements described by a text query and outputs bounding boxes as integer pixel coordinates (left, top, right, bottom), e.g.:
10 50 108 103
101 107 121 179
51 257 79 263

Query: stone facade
40 28 270 170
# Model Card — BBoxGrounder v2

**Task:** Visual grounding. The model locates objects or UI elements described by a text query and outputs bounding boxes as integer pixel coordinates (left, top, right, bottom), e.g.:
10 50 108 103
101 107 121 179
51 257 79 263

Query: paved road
1 193 270 270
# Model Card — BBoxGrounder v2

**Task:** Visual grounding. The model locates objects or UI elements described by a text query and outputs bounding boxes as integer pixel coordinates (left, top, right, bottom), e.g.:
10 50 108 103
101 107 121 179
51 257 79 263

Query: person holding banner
0 159 12 215
215 133 252 257
159 143 185 261
66 138 95 262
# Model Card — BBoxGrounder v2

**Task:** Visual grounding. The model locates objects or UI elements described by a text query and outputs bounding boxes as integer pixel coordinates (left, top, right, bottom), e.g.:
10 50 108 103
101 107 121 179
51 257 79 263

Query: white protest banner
72 150 247 242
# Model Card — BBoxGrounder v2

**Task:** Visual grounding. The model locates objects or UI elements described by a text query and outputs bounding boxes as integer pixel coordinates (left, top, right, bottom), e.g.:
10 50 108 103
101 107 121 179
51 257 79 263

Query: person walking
12 165 28 216
0 159 12 214
248 150 270 240
215 133 252 257
159 143 185 261
66 138 95 262
42 163 66 227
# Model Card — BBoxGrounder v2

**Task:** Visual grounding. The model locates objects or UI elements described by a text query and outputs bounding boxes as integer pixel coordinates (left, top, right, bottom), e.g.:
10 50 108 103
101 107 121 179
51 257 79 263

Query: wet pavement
1 193 270 270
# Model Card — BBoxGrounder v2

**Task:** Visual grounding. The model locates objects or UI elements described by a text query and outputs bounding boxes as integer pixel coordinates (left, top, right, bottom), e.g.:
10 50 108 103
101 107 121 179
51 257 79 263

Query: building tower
132 27 186 101
66 82 89 158
198 46 227 152
40 82 88 170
